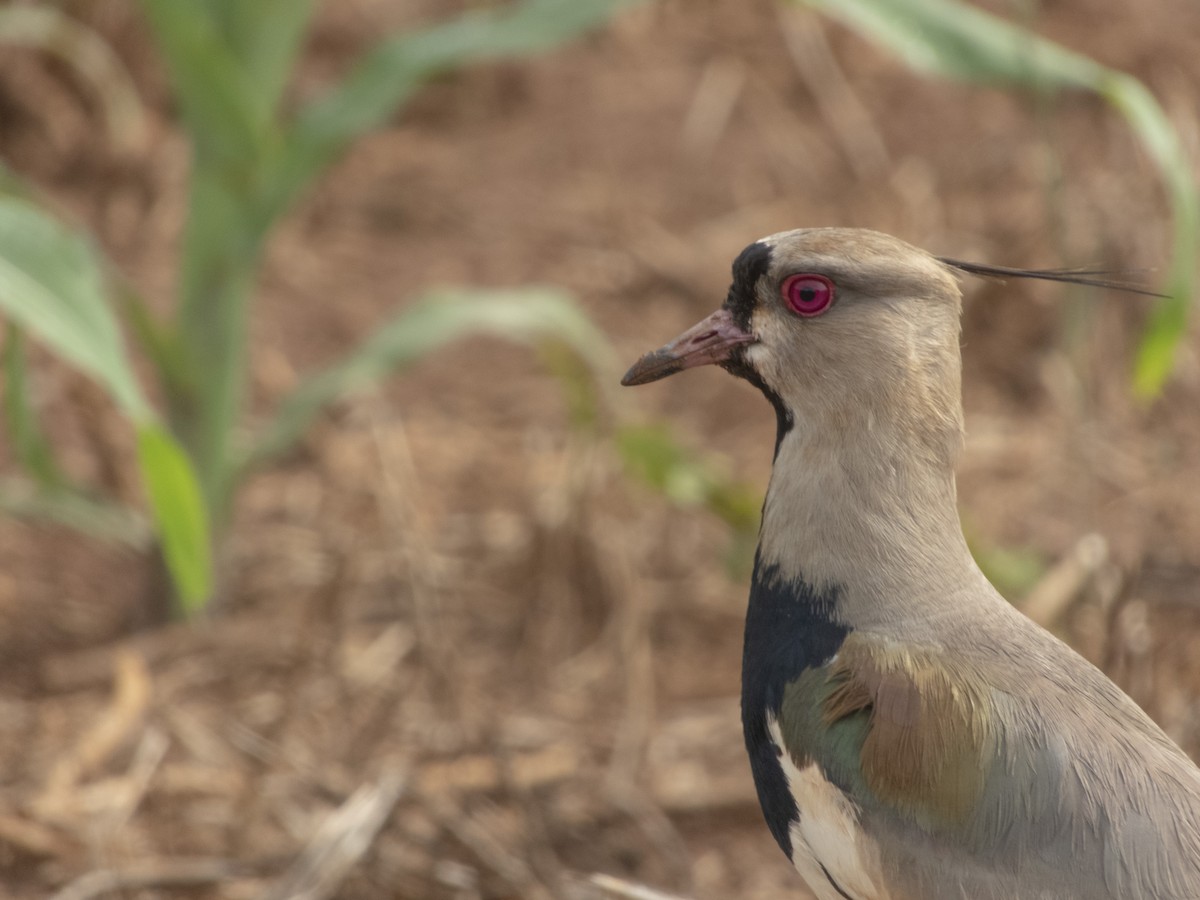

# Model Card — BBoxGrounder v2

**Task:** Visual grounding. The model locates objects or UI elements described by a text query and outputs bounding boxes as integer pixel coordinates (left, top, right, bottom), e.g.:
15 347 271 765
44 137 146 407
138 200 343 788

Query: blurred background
0 0 1198 897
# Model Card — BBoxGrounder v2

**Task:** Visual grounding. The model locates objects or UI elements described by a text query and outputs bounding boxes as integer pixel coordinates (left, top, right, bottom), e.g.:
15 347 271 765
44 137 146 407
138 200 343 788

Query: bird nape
621 228 1198 900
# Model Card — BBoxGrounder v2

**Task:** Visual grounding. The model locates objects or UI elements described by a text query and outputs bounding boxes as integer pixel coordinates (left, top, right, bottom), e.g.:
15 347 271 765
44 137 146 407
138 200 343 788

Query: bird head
623 228 967 466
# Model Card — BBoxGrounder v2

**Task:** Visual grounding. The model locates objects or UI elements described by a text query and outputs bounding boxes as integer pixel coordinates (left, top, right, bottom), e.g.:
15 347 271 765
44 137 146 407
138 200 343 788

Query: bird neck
756 411 980 630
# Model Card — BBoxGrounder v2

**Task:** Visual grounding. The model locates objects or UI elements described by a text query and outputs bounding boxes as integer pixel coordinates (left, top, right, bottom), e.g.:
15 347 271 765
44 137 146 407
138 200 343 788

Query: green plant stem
205 0 319 123
2 325 63 487
171 270 254 526
170 170 263 525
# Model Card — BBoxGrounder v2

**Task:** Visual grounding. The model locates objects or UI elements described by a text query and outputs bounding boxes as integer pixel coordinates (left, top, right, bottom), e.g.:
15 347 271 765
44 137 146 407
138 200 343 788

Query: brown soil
1 1 1198 898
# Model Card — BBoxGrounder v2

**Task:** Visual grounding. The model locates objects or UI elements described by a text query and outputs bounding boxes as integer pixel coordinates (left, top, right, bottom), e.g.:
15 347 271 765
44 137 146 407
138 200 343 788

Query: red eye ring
781 273 835 317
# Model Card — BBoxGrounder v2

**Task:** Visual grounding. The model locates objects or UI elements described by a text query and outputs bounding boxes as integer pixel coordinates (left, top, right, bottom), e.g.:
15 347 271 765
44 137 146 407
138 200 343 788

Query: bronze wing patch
823 633 995 830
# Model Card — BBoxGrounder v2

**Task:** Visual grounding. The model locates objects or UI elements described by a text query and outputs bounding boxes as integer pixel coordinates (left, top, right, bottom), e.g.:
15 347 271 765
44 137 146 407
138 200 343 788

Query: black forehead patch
733 241 772 287
725 241 772 330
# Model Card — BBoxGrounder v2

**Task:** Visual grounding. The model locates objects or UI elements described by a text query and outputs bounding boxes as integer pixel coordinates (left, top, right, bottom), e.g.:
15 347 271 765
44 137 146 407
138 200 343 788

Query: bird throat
756 418 972 630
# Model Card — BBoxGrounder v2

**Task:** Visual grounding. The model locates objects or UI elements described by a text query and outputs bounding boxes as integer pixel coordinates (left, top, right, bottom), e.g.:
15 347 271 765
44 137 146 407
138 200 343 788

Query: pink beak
621 308 757 386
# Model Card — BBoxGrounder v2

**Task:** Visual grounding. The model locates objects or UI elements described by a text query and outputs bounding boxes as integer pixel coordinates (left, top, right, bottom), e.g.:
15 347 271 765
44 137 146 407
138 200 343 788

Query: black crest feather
938 257 1168 299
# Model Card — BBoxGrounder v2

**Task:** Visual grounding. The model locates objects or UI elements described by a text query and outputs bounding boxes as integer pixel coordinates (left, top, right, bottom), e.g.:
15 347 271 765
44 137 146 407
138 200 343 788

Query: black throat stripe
719 242 792 456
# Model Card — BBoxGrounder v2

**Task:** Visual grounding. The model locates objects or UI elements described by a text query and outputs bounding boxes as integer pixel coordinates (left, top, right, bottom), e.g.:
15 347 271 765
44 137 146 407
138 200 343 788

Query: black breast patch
741 556 848 859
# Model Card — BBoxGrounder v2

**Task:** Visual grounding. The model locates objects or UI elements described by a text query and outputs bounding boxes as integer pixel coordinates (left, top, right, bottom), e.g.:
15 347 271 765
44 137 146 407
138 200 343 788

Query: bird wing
774 628 1200 899
779 631 993 834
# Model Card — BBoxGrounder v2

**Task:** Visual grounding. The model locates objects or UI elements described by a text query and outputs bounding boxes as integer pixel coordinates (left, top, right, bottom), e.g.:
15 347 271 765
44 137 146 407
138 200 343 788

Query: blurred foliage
241 288 620 472
617 425 759 535
3 327 60 489
0 0 762 615
966 529 1048 601
795 0 1198 397
618 423 761 576
0 193 211 609
0 0 647 613
131 0 641 532
9 0 1178 615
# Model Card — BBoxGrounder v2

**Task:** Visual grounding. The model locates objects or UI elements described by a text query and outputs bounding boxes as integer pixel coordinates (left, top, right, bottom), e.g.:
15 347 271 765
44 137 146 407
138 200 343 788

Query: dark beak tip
622 308 753 388
619 360 643 387
619 366 656 388
620 351 682 387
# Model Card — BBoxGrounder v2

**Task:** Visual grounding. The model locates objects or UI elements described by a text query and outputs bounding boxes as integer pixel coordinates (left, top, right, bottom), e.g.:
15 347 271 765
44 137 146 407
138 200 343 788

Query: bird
621 228 1200 899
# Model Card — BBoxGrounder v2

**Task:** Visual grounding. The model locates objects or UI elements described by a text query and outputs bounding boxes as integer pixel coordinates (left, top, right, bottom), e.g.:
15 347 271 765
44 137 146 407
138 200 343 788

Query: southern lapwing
622 228 1200 899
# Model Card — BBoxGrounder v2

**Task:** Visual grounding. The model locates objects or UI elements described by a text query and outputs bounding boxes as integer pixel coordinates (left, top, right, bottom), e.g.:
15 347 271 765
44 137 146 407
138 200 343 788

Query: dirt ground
1 1 1199 898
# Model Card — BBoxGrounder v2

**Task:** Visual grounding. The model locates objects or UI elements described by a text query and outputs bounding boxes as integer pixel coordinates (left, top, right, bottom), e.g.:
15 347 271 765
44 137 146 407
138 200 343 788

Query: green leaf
0 196 150 421
116 284 192 402
963 517 1048 601
538 340 605 430
263 0 639 221
171 167 260 517
1107 76 1200 397
0 197 214 611
0 159 26 198
795 0 1198 395
0 476 151 548
2 325 63 487
243 287 618 469
135 0 268 165
617 422 761 578
203 0 319 122
798 0 1104 89
1134 296 1189 397
136 426 213 614
616 423 760 535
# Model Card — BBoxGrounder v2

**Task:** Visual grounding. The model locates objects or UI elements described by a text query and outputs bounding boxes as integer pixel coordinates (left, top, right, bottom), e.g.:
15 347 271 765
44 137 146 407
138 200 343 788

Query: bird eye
781 274 835 317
